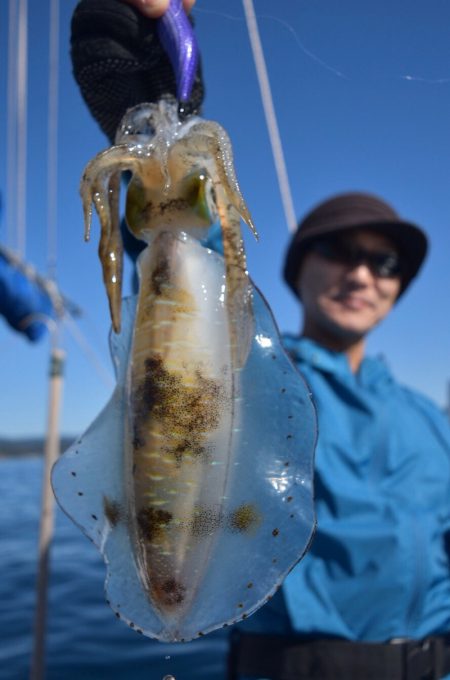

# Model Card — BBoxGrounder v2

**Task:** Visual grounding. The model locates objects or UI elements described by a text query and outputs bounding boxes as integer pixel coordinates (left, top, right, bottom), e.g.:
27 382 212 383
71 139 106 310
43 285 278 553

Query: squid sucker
52 99 316 642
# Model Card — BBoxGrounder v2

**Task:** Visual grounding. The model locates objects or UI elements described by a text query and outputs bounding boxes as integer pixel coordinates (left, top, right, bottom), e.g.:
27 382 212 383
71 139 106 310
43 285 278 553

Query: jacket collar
282 334 393 389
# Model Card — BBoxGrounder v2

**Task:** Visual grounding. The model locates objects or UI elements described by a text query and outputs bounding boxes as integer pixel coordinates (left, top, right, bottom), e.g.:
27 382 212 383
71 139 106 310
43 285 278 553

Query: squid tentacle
213 181 253 367
99 172 123 333
82 145 157 331
184 122 258 239
81 144 145 240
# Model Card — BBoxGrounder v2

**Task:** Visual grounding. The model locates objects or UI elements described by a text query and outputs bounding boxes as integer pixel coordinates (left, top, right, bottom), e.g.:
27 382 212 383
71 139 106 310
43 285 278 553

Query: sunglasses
309 237 402 278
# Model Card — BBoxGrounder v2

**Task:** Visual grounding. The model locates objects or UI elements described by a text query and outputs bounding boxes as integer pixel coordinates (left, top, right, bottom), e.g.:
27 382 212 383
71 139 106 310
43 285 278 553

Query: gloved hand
71 0 204 142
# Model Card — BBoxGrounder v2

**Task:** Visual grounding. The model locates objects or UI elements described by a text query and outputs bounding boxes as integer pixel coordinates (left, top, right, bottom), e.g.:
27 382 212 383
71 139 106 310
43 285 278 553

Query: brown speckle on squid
152 578 186 607
158 197 190 216
228 503 261 533
103 496 122 526
132 356 225 465
138 506 172 542
190 504 223 537
150 253 171 296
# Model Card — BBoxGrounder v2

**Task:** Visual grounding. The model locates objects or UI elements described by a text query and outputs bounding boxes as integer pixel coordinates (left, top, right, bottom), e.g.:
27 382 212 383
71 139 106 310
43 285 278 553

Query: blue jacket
280 336 450 642
0 247 54 342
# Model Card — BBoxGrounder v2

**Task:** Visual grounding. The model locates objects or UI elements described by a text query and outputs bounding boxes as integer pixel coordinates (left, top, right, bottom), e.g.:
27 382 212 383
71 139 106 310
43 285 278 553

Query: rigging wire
4 0 112 387
6 0 18 251
63 314 115 390
47 0 59 280
16 0 28 257
30 4 62 678
43 0 113 388
242 0 297 233
5 0 112 388
5 0 28 256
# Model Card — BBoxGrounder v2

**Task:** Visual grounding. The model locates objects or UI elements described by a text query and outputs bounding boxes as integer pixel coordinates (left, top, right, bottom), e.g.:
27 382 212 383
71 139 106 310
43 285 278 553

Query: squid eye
125 177 148 234
184 171 218 225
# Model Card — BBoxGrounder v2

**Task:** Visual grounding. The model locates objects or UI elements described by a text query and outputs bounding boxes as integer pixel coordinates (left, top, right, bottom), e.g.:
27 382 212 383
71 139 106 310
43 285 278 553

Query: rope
242 0 297 233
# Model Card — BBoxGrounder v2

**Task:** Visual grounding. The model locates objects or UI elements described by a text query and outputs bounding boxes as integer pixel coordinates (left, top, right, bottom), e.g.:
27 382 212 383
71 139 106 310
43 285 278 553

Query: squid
52 98 316 642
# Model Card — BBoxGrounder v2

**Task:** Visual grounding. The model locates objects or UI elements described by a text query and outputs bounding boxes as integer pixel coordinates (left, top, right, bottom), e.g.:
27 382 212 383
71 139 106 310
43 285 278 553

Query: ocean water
0 456 229 680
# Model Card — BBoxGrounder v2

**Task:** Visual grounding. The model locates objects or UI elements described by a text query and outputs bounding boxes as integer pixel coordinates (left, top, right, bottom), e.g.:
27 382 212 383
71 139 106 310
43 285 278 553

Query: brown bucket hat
283 192 428 299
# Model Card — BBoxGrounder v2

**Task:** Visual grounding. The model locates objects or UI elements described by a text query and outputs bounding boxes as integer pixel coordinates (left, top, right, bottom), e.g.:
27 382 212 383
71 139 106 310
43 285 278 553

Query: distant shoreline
0 436 77 458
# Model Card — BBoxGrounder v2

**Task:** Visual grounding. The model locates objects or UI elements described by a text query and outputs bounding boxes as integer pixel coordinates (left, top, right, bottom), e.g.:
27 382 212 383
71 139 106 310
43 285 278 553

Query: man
71 2 450 678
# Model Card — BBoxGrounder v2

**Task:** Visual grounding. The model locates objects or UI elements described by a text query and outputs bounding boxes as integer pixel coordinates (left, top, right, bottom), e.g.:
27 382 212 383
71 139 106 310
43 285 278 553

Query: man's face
296 229 402 344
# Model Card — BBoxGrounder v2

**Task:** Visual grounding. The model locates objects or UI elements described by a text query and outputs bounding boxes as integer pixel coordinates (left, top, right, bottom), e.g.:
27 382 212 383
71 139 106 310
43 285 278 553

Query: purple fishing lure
157 0 199 102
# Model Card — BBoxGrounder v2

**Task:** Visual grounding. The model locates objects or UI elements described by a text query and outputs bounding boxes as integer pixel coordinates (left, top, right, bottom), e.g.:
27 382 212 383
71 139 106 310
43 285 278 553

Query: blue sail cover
0 249 54 341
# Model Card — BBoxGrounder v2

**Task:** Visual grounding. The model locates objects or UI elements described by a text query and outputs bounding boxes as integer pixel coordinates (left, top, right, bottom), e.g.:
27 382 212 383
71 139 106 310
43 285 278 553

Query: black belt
227 632 450 680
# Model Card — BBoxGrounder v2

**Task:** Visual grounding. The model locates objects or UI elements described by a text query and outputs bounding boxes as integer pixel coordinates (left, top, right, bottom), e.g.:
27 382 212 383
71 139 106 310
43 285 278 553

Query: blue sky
0 0 449 438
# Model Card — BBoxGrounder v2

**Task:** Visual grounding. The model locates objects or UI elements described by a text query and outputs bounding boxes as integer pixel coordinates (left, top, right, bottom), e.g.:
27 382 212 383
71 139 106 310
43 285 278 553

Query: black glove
71 0 205 142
